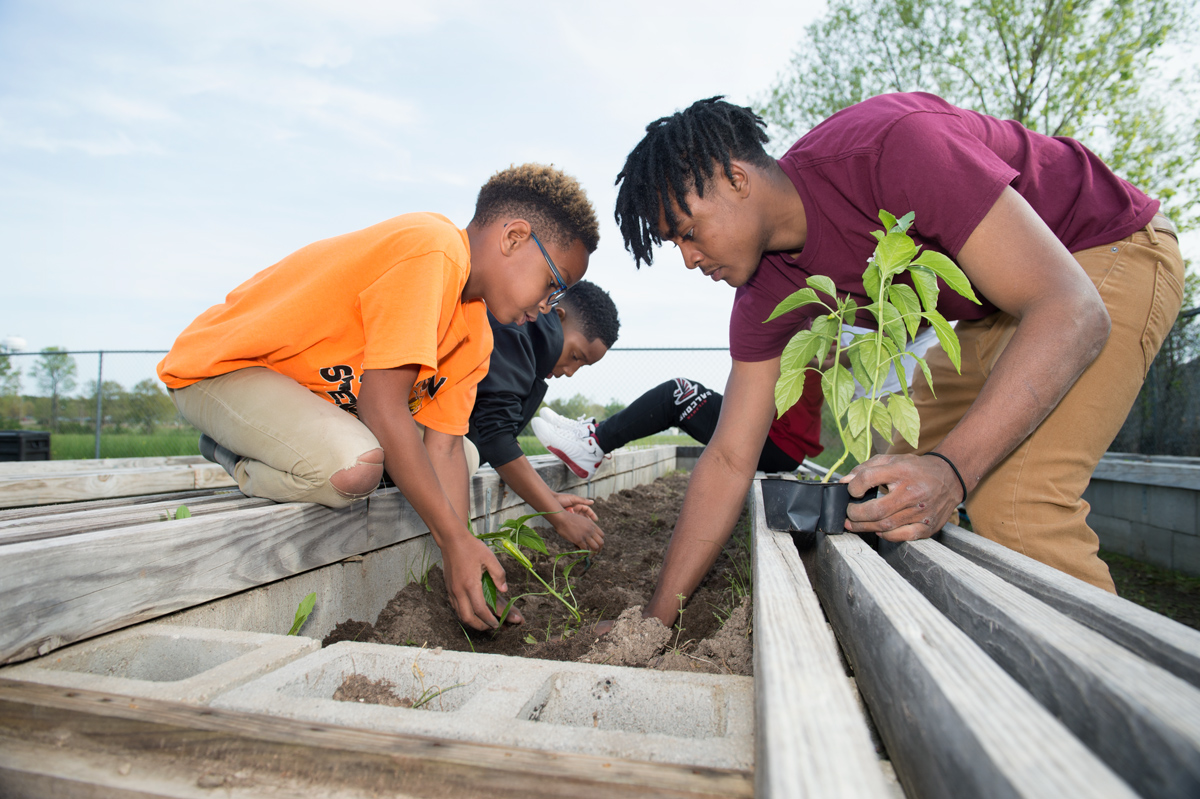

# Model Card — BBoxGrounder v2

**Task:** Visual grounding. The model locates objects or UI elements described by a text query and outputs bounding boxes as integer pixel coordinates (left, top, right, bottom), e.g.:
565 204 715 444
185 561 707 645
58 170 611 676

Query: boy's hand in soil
440 534 520 629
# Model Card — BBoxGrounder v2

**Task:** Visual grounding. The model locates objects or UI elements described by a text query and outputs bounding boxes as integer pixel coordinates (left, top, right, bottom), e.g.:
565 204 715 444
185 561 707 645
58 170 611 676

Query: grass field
51 430 202 460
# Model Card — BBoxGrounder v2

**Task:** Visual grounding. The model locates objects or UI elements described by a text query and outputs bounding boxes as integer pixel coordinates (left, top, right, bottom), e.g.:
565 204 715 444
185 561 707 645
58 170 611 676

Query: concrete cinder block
1173 531 1200 579
0 624 318 703
212 641 754 770
1146 485 1197 535
1129 522 1175 571
1091 514 1133 556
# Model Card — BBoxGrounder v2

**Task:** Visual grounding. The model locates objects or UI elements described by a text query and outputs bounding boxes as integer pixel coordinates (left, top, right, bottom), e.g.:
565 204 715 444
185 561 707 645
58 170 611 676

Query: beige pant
891 221 1184 591
170 366 479 508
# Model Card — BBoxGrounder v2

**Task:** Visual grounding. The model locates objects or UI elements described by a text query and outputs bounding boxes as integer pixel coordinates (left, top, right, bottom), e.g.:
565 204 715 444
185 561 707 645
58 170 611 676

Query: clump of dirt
332 674 415 708
324 472 753 675
581 606 672 666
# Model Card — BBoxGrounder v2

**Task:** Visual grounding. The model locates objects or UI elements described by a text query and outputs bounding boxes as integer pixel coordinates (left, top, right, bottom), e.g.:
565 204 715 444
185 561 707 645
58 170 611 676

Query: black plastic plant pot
761 478 878 548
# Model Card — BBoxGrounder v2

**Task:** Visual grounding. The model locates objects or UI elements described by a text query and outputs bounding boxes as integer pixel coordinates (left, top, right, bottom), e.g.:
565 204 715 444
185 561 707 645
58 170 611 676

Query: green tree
84 379 128 431
31 348 77 432
759 0 1200 230
546 393 614 423
0 354 22 429
125 379 177 434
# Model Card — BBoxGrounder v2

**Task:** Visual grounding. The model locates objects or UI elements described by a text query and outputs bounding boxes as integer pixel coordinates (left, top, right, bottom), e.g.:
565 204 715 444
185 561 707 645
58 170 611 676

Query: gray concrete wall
1083 454 1200 577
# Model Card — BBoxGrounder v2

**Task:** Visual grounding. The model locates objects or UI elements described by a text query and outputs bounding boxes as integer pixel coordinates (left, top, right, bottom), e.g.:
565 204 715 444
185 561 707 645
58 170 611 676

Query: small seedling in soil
477 511 590 626
769 210 980 479
287 591 316 635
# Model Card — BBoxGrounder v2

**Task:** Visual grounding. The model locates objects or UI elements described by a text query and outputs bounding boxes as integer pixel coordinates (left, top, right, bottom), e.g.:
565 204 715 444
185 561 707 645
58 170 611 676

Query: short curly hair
473 163 600 254
558 280 620 348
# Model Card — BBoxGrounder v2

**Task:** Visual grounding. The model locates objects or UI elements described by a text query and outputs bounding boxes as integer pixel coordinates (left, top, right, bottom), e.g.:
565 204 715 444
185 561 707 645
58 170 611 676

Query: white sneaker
532 414 605 480
538 406 596 431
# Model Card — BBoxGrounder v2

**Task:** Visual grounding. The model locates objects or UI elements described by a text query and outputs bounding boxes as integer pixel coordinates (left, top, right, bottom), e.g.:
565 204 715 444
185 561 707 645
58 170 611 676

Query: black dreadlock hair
614 96 773 268
557 280 620 348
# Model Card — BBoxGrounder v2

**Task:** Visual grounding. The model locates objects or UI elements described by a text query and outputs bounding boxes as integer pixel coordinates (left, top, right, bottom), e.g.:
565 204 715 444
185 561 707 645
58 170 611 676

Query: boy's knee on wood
329 448 385 499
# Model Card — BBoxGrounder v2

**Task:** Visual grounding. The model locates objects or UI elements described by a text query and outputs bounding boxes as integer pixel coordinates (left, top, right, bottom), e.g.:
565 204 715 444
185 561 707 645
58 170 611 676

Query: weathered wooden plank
0 500 377 664
749 480 892 799
0 487 229 522
887 538 1200 798
0 679 751 799
0 493 275 544
1092 454 1200 490
938 523 1200 689
0 455 209 476
815 532 1138 799
0 464 236 509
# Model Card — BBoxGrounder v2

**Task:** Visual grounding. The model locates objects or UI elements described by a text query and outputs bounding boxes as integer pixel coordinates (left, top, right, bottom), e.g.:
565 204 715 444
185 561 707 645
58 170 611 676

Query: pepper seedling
769 210 981 480
477 511 590 626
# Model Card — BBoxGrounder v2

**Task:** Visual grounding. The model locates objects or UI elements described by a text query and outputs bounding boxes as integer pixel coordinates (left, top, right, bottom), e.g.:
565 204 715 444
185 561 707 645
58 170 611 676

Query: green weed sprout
477 511 590 626
288 591 316 635
174 505 191 520
768 210 980 481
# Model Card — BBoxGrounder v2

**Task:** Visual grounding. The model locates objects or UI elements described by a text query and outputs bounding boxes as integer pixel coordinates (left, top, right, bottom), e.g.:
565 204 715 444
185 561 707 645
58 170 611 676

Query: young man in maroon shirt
613 93 1183 629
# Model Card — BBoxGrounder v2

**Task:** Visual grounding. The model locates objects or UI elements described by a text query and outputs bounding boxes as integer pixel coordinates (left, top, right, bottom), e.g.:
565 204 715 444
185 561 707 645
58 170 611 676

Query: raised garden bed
325 472 753 675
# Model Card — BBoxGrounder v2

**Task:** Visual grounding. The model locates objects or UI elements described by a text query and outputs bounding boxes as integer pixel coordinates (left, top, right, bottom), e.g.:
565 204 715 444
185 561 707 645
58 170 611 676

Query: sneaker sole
546 446 596 480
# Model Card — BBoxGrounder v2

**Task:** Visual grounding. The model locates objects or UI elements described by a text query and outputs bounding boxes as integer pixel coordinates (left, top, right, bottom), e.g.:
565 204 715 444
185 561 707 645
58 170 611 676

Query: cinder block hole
44 636 257 682
278 650 483 713
521 672 729 738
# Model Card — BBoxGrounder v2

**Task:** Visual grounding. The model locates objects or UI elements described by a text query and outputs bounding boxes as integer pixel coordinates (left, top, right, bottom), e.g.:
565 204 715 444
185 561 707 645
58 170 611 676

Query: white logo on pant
672 377 698 405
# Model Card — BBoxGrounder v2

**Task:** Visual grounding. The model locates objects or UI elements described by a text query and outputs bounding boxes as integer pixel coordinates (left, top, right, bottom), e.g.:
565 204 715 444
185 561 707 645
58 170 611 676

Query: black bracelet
924 451 967 504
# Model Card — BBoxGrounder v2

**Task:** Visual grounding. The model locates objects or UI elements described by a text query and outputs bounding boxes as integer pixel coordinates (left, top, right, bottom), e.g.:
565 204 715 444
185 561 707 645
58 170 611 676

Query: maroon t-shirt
730 92 1159 362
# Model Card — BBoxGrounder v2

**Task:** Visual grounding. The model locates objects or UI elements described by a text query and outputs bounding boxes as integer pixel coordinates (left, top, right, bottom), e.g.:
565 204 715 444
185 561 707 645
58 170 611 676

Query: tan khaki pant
891 222 1184 591
170 366 479 508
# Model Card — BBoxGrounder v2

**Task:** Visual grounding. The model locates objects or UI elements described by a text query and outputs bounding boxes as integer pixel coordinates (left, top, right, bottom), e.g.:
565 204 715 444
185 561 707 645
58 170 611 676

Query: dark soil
1101 549 1200 630
324 472 753 675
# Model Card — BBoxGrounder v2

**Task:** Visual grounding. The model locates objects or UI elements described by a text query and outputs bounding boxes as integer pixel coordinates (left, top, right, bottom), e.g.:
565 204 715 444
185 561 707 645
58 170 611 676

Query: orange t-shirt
158 212 492 435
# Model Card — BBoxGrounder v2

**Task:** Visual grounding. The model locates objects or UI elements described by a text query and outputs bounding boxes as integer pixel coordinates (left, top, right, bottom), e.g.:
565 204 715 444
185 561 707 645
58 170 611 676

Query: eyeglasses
530 231 569 307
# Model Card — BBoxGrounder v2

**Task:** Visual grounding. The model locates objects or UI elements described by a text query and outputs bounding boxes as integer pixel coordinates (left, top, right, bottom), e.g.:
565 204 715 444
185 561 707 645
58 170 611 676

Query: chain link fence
1 317 1195 461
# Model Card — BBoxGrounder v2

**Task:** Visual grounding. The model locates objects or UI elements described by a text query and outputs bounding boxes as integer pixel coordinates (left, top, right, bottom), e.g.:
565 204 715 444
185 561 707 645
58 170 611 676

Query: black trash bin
0 431 51 461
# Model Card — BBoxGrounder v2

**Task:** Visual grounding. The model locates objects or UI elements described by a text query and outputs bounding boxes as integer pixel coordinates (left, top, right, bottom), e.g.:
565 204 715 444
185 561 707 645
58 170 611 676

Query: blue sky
1 0 823 361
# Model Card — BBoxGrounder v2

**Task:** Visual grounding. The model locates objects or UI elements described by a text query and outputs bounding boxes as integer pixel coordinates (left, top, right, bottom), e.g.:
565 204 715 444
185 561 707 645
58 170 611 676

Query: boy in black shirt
467 281 620 552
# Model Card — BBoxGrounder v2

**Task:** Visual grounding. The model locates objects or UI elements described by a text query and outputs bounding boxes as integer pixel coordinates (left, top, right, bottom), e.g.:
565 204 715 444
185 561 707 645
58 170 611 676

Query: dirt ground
325 471 754 676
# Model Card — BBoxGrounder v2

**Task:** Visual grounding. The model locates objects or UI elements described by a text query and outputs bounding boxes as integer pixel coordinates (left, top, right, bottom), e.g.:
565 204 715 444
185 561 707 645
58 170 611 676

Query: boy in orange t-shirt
158 164 600 632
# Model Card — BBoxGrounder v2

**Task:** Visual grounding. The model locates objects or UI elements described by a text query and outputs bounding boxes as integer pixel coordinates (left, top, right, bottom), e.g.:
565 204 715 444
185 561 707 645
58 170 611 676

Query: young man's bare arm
845 186 1110 539
357 366 509 631
641 356 780 627
493 455 604 552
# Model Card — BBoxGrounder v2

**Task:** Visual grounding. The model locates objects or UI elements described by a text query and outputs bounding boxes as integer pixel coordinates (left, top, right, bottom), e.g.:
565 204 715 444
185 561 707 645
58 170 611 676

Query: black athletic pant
594 378 799 472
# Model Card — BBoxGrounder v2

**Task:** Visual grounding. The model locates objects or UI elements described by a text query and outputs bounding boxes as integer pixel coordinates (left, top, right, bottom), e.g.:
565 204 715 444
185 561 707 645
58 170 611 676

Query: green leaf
888 394 921 449
846 422 872 464
516 526 549 556
846 396 873 437
174 505 191 520
806 274 838 299
822 364 855 419
840 297 859 328
847 334 872 394
481 572 499 610
766 288 821 322
914 354 935 398
914 250 980 304
870 401 893 441
909 267 941 313
895 210 915 233
780 329 826 376
879 300 908 350
862 258 882 303
287 592 316 636
878 209 898 230
875 231 919 277
810 314 840 342
775 367 807 418
523 633 537 644
870 230 885 241
922 310 962 373
888 284 921 338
